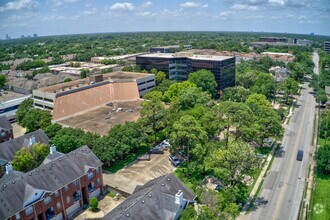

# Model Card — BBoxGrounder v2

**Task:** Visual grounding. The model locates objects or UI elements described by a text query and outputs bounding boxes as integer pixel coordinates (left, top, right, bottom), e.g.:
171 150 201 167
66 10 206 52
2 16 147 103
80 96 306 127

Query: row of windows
137 79 155 86
33 96 54 103
0 105 19 114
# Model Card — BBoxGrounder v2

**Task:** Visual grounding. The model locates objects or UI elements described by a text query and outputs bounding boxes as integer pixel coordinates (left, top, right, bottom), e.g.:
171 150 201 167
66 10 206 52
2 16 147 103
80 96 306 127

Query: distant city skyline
0 0 329 39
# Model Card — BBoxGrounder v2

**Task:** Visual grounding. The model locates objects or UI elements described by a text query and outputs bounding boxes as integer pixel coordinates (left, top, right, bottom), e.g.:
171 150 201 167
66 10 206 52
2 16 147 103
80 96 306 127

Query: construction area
57 100 143 135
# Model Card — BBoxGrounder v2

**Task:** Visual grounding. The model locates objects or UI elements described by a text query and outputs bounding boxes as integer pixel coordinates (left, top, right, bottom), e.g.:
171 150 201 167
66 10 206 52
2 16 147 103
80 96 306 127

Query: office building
32 72 155 120
325 42 330 55
0 145 103 220
259 37 288 43
149 45 192 53
0 92 31 122
136 52 235 92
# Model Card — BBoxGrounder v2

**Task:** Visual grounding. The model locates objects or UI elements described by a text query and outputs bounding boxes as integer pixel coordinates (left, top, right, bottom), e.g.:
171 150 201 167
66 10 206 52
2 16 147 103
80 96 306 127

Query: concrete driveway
103 151 175 195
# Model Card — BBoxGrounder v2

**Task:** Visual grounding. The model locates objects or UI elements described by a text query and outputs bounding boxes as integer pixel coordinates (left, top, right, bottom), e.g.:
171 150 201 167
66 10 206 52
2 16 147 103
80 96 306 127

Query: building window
66 196 70 204
25 206 33 216
57 202 61 210
54 191 59 197
73 190 81 202
87 172 93 180
88 182 95 193
97 177 101 185
45 207 55 220
15 213 20 220
95 167 99 173
72 179 79 187
64 185 69 192
44 196 51 205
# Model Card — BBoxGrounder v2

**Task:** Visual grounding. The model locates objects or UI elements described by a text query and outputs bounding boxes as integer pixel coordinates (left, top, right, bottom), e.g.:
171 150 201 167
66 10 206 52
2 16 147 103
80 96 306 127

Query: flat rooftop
36 71 152 93
138 53 233 61
57 100 143 135
0 91 27 102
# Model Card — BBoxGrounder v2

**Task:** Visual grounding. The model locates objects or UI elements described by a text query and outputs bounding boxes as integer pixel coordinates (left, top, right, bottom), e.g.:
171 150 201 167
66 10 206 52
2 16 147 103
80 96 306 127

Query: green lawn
309 173 330 220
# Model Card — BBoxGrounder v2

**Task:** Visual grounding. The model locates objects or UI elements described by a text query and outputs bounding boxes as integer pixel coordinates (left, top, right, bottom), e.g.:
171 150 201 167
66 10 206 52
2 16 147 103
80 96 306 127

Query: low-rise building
0 116 13 143
33 72 155 120
0 145 103 220
0 91 31 122
104 173 196 220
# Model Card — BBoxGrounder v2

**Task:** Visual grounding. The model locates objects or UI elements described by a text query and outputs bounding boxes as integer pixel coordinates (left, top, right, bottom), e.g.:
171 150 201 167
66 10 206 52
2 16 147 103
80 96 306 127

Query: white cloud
0 0 39 12
180 2 208 8
162 8 184 16
49 0 80 7
84 7 97 15
136 11 156 16
268 0 285 7
232 4 258 11
141 1 153 8
110 2 135 11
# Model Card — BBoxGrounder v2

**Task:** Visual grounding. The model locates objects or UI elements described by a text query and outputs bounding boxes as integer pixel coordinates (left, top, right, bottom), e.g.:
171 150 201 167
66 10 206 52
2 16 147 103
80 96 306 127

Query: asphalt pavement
246 82 316 219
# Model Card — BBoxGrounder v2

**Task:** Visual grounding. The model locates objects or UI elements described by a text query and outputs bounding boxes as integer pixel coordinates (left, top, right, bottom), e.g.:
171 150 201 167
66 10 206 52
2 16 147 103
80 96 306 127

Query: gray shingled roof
0 116 12 130
104 173 196 220
0 145 102 219
0 129 49 163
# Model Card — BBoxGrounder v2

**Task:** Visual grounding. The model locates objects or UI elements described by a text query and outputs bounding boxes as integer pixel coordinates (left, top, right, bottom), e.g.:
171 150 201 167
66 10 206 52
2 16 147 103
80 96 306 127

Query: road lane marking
273 87 310 220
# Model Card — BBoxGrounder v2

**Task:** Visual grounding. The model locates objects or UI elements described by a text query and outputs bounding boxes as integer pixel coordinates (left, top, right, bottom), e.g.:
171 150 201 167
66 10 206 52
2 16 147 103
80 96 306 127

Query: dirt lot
103 151 175 195
58 100 143 135
12 122 26 137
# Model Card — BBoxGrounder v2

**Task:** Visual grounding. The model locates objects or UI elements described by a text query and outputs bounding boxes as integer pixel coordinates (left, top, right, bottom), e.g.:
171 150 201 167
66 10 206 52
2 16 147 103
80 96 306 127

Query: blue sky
0 0 329 39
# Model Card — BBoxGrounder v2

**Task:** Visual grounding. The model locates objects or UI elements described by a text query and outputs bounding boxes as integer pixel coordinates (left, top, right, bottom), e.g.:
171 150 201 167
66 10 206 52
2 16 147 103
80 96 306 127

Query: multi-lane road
246 52 318 220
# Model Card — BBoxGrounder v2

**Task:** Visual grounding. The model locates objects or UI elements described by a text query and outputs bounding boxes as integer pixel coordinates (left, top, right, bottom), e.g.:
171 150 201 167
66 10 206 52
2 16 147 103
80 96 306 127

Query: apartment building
136 52 235 92
32 72 155 120
0 116 13 143
0 145 103 220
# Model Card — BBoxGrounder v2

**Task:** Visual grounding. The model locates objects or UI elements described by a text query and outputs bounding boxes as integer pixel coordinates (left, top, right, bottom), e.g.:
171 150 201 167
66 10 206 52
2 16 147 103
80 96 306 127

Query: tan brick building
32 72 155 120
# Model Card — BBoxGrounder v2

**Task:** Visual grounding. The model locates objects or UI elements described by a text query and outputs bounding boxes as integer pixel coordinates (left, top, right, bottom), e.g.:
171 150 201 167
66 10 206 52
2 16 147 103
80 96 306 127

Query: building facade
0 95 31 122
136 53 235 92
32 72 155 120
0 116 13 143
325 42 330 55
0 146 103 220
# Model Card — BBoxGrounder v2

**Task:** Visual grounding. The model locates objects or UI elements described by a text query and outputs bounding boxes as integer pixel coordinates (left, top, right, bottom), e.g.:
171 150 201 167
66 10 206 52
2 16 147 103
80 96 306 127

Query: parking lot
103 151 175 195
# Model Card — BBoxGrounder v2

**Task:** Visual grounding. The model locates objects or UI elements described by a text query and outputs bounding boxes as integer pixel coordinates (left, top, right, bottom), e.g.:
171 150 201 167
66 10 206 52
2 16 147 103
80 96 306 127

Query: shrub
89 197 99 212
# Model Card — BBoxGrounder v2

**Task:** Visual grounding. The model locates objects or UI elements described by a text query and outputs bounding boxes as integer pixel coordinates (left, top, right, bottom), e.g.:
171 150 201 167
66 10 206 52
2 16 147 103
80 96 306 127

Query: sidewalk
301 107 318 219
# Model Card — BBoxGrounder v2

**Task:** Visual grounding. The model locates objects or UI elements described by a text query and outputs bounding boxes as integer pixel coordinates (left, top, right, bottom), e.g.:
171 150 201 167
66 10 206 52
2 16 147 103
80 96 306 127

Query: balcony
45 207 55 220
88 183 95 193
73 191 81 202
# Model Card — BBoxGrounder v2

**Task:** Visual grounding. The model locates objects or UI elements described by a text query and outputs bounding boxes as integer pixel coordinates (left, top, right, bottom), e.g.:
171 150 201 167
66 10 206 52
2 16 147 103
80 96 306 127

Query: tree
63 78 72 82
317 144 330 174
316 90 328 106
221 86 251 102
89 197 99 212
171 87 212 112
0 74 6 88
141 91 165 144
188 70 217 98
245 94 283 147
44 123 63 139
155 71 166 85
169 115 207 176
152 79 176 95
163 81 197 103
51 134 82 153
250 73 276 100
207 141 259 186
280 77 299 103
16 98 33 124
12 143 49 172
80 68 90 78
21 109 52 132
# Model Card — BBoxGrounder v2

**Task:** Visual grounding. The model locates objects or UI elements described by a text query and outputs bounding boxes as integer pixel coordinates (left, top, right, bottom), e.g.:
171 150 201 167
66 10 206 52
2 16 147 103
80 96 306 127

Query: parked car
257 153 267 159
278 147 285 157
149 148 164 154
169 155 181 166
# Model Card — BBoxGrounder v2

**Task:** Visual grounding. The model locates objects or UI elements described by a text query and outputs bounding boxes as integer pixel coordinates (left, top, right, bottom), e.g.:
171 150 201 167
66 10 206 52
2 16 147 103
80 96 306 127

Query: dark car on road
169 155 181 166
296 149 304 161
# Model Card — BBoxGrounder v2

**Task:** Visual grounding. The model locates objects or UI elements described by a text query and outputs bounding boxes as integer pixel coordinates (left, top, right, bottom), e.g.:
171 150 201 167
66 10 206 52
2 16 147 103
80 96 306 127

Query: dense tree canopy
188 70 218 98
